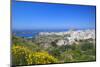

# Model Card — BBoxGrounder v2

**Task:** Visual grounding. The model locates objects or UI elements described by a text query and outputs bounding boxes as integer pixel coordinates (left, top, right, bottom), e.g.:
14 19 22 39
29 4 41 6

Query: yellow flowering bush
12 45 31 65
27 51 58 64
12 45 58 65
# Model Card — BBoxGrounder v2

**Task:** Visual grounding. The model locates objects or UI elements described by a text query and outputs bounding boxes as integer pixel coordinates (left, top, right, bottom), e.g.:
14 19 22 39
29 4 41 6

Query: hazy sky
12 0 96 30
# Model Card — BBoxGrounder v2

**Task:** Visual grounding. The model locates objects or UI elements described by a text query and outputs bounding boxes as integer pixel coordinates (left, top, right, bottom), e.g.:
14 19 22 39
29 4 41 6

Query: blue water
15 33 38 38
13 29 68 38
13 31 39 38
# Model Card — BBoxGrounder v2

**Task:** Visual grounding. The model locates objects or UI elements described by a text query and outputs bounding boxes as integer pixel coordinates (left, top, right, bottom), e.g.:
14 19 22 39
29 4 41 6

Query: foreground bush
27 51 58 64
12 45 58 65
12 45 31 65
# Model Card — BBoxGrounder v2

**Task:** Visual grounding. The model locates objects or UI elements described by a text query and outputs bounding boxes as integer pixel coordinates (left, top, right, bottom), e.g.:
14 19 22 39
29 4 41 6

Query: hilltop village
34 29 95 47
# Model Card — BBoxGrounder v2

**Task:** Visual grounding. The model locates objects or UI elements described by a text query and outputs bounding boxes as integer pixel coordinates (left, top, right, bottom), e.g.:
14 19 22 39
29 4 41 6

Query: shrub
27 51 58 64
80 42 94 51
60 50 74 62
12 45 31 65
48 47 61 58
12 45 58 65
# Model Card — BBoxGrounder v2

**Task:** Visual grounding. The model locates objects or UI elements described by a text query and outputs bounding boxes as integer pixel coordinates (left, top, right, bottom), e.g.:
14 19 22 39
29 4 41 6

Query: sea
12 29 68 38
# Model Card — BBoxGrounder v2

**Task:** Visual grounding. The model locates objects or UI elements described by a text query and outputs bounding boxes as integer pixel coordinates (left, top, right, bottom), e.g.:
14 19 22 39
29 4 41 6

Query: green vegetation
12 44 58 65
12 36 96 65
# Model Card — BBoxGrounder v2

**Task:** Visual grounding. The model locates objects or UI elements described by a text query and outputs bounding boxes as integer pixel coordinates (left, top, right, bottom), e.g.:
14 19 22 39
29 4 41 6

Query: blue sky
12 1 96 30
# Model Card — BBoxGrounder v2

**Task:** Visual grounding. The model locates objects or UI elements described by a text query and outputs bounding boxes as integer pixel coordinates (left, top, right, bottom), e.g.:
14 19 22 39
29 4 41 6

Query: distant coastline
12 28 95 38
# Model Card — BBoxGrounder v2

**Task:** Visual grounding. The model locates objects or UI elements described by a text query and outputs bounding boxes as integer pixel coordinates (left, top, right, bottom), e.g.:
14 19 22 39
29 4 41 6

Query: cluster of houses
37 29 95 47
